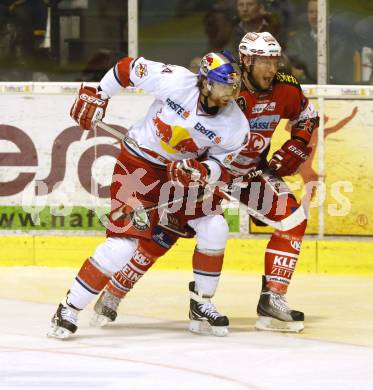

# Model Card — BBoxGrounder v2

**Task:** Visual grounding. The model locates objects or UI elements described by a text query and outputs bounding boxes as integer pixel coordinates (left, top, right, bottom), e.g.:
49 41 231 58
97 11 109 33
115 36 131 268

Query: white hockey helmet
239 32 281 63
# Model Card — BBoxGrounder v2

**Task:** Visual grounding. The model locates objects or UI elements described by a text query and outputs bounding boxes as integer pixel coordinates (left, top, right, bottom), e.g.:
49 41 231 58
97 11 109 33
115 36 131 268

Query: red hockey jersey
231 72 319 175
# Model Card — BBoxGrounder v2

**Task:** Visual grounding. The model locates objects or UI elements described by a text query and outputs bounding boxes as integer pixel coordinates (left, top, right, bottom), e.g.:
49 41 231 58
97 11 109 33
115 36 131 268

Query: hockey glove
70 85 109 130
167 159 209 188
269 139 312 177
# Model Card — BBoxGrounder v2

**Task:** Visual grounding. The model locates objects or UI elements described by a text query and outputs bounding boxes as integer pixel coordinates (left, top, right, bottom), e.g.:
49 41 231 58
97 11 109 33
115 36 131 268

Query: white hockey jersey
100 57 250 181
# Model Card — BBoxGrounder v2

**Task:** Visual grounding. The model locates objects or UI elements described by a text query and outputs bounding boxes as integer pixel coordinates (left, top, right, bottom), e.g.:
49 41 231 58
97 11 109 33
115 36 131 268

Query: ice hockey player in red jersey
47 51 250 339
232 31 319 332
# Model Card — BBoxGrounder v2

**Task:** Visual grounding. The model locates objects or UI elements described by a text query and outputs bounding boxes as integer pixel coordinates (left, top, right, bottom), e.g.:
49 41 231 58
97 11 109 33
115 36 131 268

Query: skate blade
189 320 228 337
47 325 73 339
255 316 304 333
90 313 112 328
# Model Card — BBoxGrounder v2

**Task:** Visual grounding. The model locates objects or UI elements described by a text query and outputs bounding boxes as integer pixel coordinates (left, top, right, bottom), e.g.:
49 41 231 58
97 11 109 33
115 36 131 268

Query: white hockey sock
67 279 98 310
193 274 220 297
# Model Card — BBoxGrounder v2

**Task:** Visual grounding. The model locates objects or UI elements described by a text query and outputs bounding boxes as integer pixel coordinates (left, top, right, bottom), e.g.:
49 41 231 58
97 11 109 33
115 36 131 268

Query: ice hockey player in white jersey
48 51 250 339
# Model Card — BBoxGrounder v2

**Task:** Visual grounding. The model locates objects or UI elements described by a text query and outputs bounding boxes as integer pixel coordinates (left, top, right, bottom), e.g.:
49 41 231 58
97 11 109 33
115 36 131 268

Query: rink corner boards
0 235 372 275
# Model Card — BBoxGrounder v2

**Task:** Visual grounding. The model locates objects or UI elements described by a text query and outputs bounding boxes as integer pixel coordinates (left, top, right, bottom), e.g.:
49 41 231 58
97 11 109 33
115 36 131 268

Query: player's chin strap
93 120 307 231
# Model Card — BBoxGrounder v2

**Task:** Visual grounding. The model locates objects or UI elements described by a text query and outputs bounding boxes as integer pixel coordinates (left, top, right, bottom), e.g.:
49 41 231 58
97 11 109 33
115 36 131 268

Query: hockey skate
255 276 304 333
47 298 79 339
188 281 229 337
90 290 121 327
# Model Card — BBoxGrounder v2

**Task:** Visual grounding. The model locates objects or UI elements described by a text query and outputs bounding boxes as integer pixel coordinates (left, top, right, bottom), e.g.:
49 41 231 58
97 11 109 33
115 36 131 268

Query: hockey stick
93 120 306 231
93 120 127 139
93 120 159 157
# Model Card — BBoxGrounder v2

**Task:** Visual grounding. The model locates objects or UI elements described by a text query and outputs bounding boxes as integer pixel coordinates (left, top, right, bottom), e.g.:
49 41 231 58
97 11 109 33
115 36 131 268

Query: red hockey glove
70 85 109 130
167 159 209 188
269 139 312 177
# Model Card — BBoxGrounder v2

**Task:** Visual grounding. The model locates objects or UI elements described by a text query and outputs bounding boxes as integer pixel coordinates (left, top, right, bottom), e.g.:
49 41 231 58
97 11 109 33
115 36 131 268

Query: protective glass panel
0 0 128 81
285 0 318 84
328 0 373 84
138 0 307 73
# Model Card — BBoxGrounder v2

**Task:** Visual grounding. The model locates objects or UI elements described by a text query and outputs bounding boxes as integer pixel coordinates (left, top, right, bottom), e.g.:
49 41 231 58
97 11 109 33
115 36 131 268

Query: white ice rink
1 269 373 390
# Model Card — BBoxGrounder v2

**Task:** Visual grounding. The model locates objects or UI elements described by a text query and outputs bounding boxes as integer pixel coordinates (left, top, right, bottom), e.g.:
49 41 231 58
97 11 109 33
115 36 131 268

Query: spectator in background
0 1 23 79
287 56 314 84
0 0 48 79
4 0 48 58
78 49 126 82
287 0 360 84
190 1 235 75
354 15 373 83
260 0 295 48
232 0 282 49
203 1 236 54
328 11 360 84
0 2 16 59
286 0 317 83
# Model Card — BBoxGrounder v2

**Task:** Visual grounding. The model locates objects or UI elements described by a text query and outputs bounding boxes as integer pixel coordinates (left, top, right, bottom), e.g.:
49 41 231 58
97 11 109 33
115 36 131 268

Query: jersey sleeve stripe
115 57 134 87
113 66 123 87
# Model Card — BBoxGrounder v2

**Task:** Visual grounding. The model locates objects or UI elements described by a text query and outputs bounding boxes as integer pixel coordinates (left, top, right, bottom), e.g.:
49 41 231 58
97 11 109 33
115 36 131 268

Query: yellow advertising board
251 96 373 236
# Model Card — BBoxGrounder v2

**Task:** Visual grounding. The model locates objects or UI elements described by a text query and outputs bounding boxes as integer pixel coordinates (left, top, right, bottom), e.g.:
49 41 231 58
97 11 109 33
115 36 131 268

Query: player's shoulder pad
273 72 301 90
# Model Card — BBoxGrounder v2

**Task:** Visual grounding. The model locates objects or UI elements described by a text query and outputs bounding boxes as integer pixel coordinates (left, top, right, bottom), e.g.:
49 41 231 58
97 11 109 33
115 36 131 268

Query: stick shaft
94 120 126 139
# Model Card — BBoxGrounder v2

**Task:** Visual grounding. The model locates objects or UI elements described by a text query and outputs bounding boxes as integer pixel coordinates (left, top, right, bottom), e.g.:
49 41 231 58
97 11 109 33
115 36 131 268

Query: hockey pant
67 213 228 310
106 214 228 301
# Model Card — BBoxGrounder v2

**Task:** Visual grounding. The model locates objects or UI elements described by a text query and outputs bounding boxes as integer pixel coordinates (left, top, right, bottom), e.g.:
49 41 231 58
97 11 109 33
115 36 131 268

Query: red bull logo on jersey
153 114 199 154
135 63 148 78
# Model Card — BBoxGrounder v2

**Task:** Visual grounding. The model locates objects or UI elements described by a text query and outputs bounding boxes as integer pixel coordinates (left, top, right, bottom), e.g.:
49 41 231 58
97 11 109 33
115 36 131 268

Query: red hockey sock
107 248 156 298
107 237 172 298
192 249 224 296
75 257 111 294
264 221 306 294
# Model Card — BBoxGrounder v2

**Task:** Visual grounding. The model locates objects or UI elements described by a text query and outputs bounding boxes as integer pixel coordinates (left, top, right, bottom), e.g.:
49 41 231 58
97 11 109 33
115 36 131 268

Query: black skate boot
47 297 80 339
90 290 121 327
255 275 304 333
188 281 229 337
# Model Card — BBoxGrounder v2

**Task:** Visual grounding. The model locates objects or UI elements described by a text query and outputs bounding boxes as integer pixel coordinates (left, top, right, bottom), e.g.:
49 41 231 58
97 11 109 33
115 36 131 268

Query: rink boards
0 235 372 275
0 83 373 272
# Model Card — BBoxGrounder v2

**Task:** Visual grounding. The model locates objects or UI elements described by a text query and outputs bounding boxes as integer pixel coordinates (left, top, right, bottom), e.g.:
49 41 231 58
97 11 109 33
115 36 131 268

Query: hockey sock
264 220 307 294
107 248 156 298
192 249 224 297
106 237 173 298
68 257 111 309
